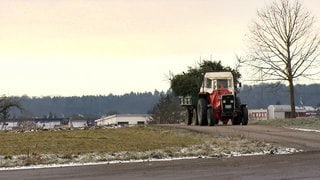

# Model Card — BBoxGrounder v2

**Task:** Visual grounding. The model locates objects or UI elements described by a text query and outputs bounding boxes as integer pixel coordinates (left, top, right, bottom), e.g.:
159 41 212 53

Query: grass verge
0 126 202 156
0 125 291 167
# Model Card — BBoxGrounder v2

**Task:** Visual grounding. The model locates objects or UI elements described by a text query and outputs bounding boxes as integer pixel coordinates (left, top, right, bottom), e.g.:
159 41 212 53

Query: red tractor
179 72 248 126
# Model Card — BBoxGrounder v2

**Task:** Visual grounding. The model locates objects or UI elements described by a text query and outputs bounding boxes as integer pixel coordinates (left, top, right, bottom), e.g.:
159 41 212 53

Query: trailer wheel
241 107 248 125
207 108 215 126
197 98 208 126
186 108 193 125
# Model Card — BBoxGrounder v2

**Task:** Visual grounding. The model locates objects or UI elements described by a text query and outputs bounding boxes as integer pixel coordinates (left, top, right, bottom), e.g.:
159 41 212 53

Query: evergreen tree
170 60 241 96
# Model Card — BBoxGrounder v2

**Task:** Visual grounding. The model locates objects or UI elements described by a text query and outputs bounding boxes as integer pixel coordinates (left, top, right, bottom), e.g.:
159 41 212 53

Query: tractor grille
221 95 234 113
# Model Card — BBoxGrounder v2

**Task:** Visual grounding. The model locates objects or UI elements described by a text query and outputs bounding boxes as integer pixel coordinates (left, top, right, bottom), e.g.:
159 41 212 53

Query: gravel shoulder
171 124 320 151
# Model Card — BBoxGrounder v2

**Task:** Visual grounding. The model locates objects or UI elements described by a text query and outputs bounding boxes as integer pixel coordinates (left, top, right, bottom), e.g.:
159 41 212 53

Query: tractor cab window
217 79 228 90
206 78 212 88
213 80 217 90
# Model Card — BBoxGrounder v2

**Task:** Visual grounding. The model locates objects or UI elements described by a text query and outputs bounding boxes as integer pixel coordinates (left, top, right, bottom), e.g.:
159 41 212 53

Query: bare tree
149 93 184 124
242 0 320 118
0 96 22 129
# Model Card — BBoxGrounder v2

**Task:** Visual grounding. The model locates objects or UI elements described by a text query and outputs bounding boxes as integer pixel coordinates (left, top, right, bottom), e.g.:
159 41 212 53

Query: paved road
1 125 320 180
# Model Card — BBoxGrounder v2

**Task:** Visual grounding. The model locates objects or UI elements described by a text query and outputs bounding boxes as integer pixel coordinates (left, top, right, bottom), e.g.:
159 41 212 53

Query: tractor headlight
223 100 226 104
230 100 234 103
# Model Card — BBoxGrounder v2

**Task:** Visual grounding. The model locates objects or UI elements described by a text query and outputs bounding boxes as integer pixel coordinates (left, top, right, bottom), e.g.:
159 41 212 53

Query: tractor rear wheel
207 108 215 126
192 108 198 125
242 107 248 125
197 98 208 126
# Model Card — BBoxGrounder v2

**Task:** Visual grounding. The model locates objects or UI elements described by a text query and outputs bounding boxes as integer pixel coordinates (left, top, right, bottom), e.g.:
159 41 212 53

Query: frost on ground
0 136 302 171
290 128 320 133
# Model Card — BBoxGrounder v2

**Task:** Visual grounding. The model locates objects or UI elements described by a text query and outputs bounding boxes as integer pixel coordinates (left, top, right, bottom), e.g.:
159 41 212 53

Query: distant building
249 105 316 120
267 105 306 119
71 119 90 128
0 118 88 131
304 106 317 117
1 119 18 130
248 109 268 120
95 114 150 127
35 118 68 129
36 118 89 129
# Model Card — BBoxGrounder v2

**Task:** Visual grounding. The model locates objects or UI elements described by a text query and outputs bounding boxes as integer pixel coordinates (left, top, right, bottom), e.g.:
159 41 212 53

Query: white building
267 105 306 119
248 109 268 120
1 121 18 130
37 120 61 129
1 118 89 131
304 106 317 116
95 114 150 127
71 120 89 128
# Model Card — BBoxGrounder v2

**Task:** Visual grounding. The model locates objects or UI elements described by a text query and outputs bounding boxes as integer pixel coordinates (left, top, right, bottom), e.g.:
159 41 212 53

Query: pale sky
0 0 319 97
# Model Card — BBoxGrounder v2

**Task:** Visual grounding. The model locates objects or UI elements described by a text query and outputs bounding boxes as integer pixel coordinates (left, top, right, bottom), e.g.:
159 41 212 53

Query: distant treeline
239 83 320 109
9 84 320 118
12 91 163 118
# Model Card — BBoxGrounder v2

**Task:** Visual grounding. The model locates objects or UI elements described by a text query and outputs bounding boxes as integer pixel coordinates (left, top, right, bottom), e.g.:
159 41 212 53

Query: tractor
179 71 248 126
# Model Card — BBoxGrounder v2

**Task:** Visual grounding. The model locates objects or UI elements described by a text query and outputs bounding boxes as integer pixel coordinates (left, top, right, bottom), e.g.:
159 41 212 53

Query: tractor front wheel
207 108 215 126
242 107 248 125
232 113 241 125
197 98 208 126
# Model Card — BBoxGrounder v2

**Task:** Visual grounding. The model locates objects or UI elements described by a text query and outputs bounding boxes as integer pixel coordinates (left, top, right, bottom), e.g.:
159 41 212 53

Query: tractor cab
201 72 235 94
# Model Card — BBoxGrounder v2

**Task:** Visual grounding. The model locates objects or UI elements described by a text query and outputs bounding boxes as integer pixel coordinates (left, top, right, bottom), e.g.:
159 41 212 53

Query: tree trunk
288 79 296 118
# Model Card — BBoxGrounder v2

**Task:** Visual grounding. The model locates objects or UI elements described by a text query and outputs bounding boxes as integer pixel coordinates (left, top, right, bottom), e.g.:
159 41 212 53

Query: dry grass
0 125 291 167
0 126 201 157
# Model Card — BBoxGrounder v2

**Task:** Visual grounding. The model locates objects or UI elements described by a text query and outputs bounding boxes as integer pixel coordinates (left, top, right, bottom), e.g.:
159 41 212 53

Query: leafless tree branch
242 0 320 117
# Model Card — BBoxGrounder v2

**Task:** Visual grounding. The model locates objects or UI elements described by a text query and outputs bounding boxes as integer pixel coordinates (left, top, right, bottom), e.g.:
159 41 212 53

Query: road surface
1 125 320 180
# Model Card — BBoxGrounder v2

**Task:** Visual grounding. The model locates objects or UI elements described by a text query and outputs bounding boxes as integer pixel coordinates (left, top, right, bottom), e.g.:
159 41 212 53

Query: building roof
95 114 150 122
268 105 306 111
304 106 316 111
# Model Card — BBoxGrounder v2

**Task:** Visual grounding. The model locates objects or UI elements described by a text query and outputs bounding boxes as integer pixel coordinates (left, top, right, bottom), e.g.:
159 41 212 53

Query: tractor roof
204 72 233 79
